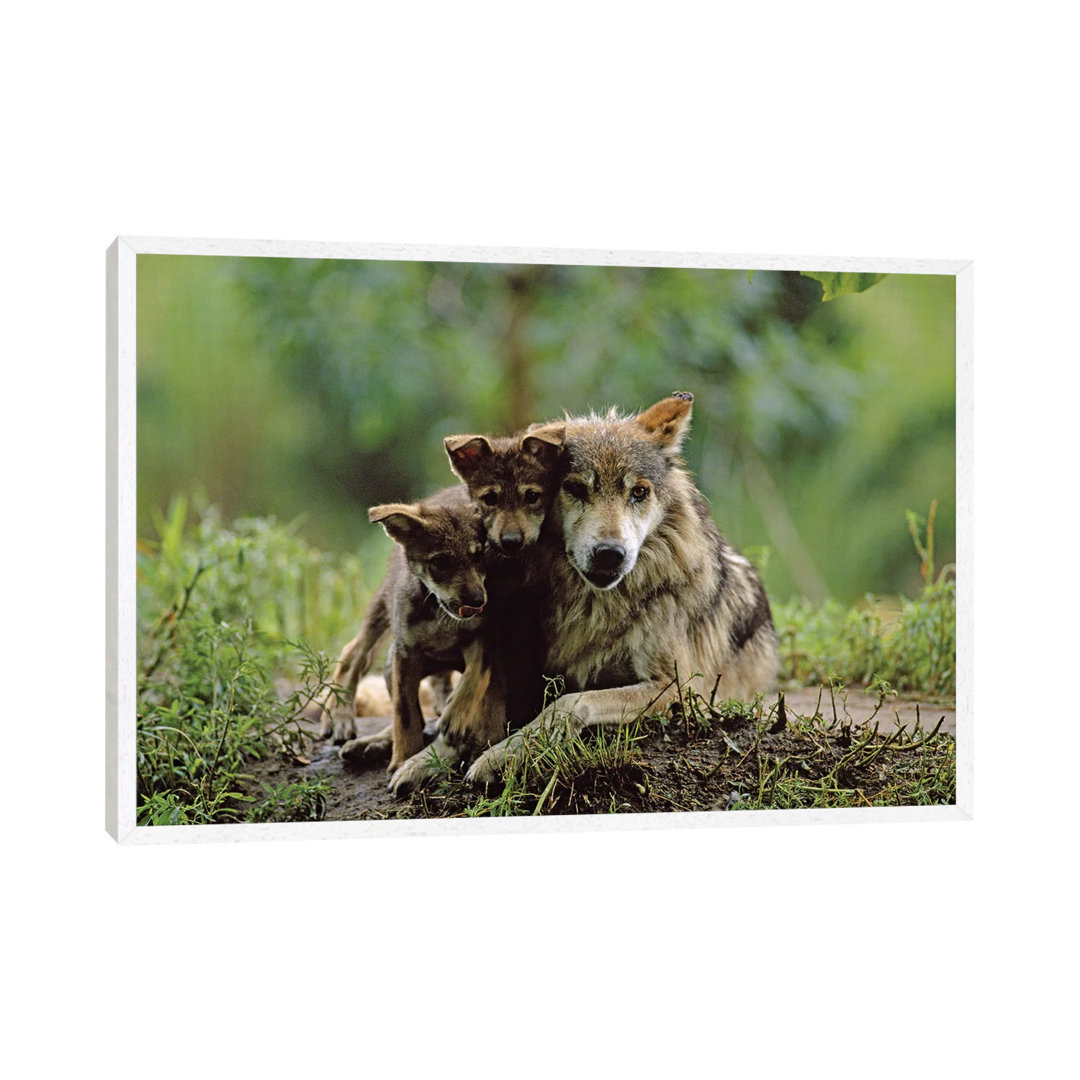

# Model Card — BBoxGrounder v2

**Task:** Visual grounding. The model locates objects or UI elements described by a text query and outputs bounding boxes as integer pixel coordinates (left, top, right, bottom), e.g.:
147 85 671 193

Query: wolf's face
444 425 565 558
369 502 488 620
557 394 694 591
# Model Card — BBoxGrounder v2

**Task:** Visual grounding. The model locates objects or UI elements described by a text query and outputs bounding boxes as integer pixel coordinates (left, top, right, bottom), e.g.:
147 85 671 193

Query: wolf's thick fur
337 492 488 771
462 393 780 786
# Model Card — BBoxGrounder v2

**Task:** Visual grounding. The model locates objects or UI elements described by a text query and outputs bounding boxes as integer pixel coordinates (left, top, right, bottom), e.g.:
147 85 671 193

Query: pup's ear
633 392 693 453
368 502 426 545
444 434 493 480
520 423 565 466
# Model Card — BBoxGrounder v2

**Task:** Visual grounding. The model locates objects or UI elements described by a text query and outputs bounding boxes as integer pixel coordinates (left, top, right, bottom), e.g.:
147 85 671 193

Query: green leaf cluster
136 502 363 825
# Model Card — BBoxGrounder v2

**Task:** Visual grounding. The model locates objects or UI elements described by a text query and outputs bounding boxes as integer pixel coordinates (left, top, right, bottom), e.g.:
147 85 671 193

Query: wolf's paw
388 738 460 799
324 709 358 744
339 729 392 765
388 755 431 799
298 693 334 739
464 742 509 788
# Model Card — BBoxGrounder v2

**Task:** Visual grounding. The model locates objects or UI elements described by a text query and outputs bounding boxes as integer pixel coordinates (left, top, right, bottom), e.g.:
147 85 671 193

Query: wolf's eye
523 489 542 505
563 480 588 501
630 484 650 503
480 491 500 507
428 555 452 574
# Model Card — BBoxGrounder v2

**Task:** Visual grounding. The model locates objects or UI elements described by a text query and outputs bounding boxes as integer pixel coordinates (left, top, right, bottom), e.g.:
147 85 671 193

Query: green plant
247 779 332 823
774 502 955 696
136 501 358 825
459 678 651 817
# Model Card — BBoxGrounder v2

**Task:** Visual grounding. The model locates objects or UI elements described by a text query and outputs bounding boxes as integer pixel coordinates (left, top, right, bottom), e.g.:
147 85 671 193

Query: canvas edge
954 262 974 820
107 238 139 843
119 234 969 276
119 803 971 846
109 236 971 844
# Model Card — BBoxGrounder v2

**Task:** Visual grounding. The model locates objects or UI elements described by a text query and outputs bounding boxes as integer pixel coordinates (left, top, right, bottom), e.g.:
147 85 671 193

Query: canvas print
127 248 960 829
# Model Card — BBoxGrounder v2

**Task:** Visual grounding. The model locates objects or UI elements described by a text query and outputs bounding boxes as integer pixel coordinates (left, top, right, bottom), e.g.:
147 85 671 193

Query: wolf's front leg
388 649 428 770
464 680 672 787
463 690 591 787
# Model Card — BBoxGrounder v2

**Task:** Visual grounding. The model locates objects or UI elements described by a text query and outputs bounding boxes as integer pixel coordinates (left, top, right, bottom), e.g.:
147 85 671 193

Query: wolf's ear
520 423 565 466
444 435 493 479
368 502 425 545
633 393 693 453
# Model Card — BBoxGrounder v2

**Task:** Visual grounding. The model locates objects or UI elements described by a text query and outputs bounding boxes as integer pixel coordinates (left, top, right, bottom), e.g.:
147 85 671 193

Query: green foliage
234 260 865 498
802 271 889 301
137 254 955 604
140 493 372 654
774 504 956 696
247 779 332 823
136 502 358 825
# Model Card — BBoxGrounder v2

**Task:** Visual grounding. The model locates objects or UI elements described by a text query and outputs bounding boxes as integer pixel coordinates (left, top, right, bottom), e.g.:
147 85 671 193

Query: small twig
141 558 218 680
891 716 946 752
708 673 722 709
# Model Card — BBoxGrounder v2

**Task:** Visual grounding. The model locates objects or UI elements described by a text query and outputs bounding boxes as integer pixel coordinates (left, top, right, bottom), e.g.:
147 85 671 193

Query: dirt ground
246 685 956 821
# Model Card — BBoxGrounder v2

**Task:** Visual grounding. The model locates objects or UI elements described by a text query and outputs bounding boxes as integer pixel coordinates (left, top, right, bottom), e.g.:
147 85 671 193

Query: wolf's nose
463 590 486 610
499 532 523 553
591 543 626 572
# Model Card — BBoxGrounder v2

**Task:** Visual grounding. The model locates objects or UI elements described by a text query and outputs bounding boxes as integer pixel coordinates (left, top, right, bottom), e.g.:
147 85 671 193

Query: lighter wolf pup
340 490 488 772
464 392 780 786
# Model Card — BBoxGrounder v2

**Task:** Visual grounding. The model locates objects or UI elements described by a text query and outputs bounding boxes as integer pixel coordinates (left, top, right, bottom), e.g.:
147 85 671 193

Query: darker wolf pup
337 490 488 771
464 392 781 786
381 425 567 796
444 424 565 557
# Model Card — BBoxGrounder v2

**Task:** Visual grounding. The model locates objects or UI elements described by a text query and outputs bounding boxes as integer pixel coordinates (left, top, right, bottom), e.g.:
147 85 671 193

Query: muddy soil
246 685 956 822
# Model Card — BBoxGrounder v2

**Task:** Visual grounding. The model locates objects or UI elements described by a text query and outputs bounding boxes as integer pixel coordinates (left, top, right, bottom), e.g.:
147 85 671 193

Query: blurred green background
136 254 955 606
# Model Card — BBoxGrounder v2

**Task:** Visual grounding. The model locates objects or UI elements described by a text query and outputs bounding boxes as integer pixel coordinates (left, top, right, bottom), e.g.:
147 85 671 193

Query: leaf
802 271 888 301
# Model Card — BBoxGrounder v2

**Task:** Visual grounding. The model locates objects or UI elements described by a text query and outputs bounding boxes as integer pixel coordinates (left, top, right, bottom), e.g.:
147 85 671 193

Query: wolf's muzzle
497 531 524 555
585 542 627 587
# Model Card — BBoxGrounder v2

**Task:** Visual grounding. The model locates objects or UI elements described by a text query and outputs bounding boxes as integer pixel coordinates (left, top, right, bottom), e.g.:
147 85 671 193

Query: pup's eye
428 555 452 574
563 480 588 501
523 489 542 505
630 484 650 503
480 491 500 507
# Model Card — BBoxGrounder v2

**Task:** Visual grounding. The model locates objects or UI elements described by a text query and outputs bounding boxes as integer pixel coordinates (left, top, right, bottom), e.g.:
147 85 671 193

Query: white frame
106 237 973 844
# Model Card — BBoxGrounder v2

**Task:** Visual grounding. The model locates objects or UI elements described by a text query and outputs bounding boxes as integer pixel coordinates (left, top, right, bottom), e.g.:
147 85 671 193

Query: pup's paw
297 693 333 738
388 754 431 799
328 709 360 743
388 739 459 799
339 730 392 765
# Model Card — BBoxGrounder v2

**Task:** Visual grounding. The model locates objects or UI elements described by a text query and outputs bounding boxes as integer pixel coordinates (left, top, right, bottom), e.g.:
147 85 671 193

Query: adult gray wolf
461 391 780 787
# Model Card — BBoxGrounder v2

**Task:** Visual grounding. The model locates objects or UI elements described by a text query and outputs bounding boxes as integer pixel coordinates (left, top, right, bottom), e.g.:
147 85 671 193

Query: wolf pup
444 425 565 557
464 392 781 786
336 490 487 772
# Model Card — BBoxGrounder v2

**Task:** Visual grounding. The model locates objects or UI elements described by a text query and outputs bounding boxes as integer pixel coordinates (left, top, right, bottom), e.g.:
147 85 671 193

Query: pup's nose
591 543 626 572
499 531 524 553
463 589 487 610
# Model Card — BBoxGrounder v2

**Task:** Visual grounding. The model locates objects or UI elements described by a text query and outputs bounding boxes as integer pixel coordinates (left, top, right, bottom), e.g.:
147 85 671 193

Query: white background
4 3 1076 1077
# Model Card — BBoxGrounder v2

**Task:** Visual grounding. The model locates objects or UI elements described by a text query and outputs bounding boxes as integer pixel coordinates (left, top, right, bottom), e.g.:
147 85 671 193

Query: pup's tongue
458 604 484 619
